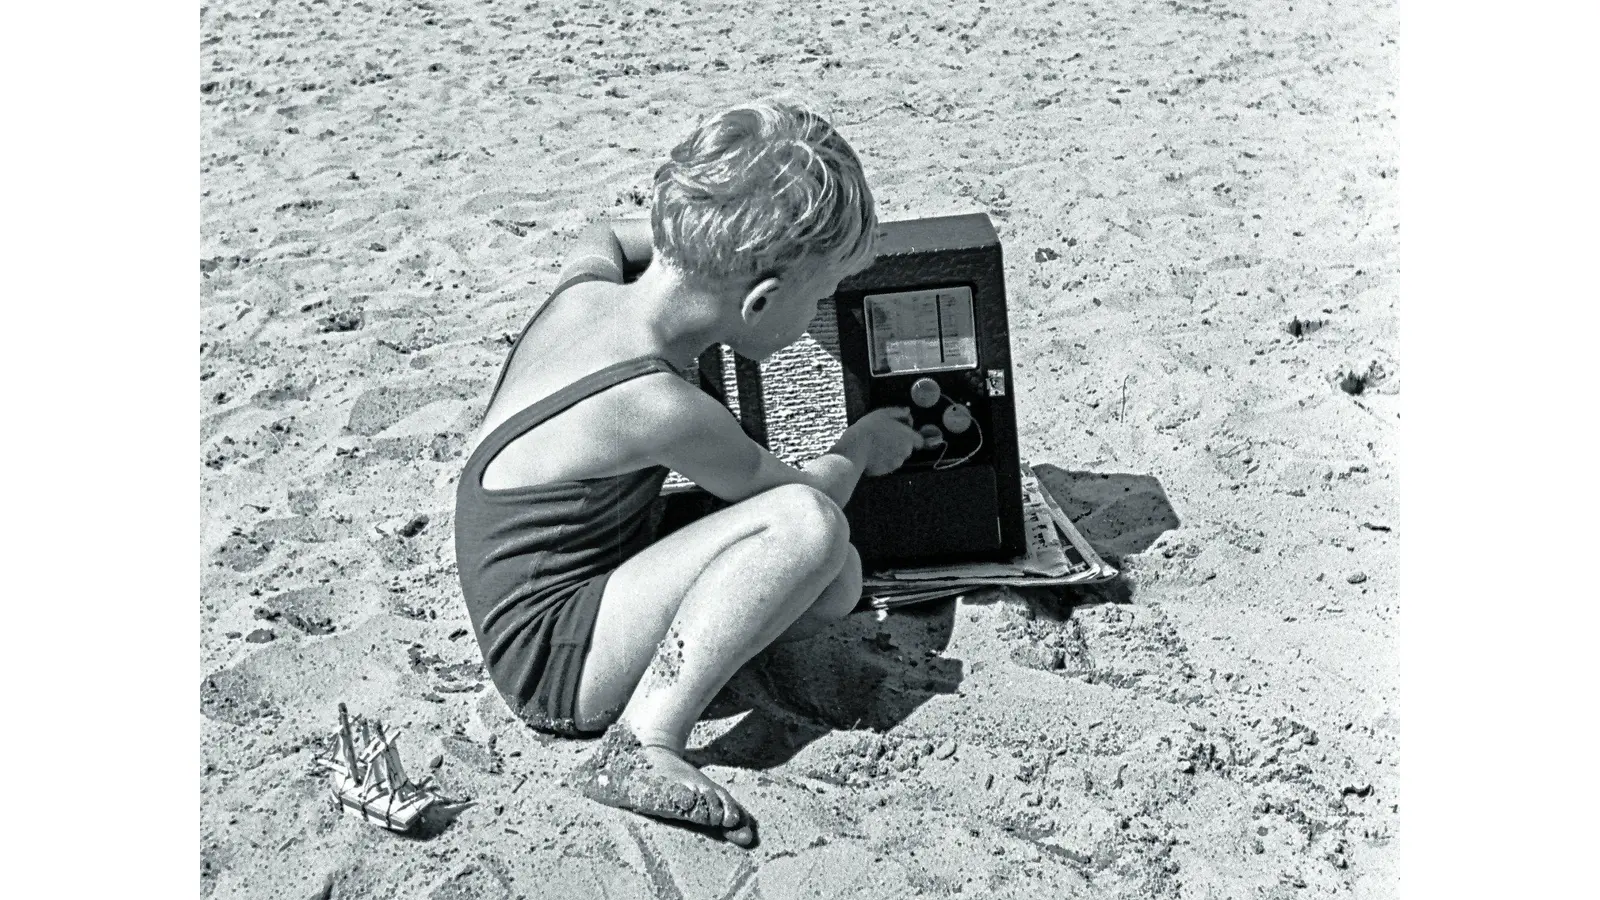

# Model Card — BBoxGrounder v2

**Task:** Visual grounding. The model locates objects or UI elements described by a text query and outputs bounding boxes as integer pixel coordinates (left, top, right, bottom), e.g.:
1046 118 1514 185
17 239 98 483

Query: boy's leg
771 542 861 644
570 483 853 831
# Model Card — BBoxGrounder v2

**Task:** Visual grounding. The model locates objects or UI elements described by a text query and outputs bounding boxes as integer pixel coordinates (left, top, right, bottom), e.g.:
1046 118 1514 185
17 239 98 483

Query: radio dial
942 403 973 434
909 377 941 408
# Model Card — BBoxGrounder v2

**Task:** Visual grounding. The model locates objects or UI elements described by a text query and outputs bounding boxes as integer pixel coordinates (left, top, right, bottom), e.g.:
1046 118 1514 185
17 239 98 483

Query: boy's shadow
672 464 1179 771
687 598 962 771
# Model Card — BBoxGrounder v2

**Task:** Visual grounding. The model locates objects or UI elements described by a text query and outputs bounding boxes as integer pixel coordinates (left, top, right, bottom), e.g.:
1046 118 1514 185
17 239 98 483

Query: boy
454 101 928 846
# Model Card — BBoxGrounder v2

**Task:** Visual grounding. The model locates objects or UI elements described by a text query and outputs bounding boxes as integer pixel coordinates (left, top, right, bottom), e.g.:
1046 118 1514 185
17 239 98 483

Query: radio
661 212 1025 567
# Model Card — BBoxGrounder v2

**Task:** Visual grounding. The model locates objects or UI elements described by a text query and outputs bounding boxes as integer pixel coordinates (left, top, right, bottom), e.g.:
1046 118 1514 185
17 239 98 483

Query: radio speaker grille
662 299 848 491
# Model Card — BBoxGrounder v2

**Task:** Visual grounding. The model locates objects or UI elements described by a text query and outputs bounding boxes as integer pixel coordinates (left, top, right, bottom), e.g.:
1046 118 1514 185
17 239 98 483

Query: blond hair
651 101 877 285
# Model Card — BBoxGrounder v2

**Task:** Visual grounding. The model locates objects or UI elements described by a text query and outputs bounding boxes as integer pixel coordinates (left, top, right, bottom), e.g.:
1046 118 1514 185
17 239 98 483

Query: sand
199 0 1399 896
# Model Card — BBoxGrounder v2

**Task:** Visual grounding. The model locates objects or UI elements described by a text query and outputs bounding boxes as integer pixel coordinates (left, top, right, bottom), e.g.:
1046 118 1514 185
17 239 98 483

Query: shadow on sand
689 597 962 771
685 465 1180 771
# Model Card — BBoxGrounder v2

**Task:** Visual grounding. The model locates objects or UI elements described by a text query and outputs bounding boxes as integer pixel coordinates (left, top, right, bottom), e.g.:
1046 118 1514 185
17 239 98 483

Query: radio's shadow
685 466 1179 771
1032 464 1180 559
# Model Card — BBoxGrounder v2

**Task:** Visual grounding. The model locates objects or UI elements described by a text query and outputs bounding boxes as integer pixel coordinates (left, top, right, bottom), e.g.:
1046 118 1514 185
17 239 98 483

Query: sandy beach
200 0 1398 896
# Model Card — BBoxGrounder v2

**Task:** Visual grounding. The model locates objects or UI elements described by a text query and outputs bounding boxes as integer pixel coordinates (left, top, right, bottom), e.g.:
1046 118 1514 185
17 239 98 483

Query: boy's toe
661 779 699 813
724 818 758 849
691 785 728 828
658 780 722 827
711 785 743 828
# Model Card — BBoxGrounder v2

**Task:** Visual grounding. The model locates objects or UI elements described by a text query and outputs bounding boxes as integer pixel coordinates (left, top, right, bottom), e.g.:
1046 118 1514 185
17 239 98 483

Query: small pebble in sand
1011 643 1060 671
1346 572 1368 584
934 740 958 760
245 628 276 643
319 310 363 333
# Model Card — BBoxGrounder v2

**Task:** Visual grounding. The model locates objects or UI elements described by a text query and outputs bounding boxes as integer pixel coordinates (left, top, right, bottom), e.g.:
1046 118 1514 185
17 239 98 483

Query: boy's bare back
474 277 692 490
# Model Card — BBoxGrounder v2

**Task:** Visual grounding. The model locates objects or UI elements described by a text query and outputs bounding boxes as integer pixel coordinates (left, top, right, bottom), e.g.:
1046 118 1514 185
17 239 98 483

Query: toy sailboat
314 703 439 832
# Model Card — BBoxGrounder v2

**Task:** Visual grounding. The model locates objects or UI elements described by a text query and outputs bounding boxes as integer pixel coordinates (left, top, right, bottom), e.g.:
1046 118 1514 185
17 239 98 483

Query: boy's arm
561 218 654 283
644 381 870 508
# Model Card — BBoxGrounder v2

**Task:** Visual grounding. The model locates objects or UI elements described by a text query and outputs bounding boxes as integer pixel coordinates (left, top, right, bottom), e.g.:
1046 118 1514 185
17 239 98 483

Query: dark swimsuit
454 267 675 737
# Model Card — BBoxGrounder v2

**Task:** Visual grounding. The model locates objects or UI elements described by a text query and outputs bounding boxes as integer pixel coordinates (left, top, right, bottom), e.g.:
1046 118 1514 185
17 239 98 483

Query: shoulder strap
466 356 679 483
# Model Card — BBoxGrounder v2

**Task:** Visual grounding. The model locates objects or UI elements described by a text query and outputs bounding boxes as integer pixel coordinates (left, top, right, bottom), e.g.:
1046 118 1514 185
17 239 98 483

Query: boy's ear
739 276 783 325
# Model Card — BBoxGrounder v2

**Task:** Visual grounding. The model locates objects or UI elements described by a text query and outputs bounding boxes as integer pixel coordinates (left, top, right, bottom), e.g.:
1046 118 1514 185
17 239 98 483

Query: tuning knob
910 377 942 408
942 403 973 434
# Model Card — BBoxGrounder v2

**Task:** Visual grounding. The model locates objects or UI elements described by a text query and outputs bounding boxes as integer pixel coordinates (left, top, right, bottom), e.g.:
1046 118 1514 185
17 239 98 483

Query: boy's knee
761 483 849 564
758 480 851 570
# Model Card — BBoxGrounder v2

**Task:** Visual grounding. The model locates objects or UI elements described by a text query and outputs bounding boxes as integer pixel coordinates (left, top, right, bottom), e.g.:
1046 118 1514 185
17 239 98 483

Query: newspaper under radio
862 463 1118 610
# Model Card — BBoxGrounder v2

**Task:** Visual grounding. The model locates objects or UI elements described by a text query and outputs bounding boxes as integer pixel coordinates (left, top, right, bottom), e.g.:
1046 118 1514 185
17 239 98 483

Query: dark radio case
660 212 1026 567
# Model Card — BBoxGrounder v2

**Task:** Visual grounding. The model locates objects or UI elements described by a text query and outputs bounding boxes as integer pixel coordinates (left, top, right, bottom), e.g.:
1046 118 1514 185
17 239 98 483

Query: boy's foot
569 724 755 845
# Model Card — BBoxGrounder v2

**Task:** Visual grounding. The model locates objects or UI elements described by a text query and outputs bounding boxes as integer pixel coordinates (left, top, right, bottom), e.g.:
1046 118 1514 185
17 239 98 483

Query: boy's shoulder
477 355 730 487
604 361 747 455
617 362 727 426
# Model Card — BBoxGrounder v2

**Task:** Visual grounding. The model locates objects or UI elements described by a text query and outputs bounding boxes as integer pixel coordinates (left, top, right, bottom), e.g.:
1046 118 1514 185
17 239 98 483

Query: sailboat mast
337 703 359 775
383 735 410 786
368 722 395 790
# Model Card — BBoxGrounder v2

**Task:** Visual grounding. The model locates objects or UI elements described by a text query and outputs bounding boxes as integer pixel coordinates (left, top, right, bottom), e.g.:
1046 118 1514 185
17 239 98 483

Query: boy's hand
840 407 929 477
